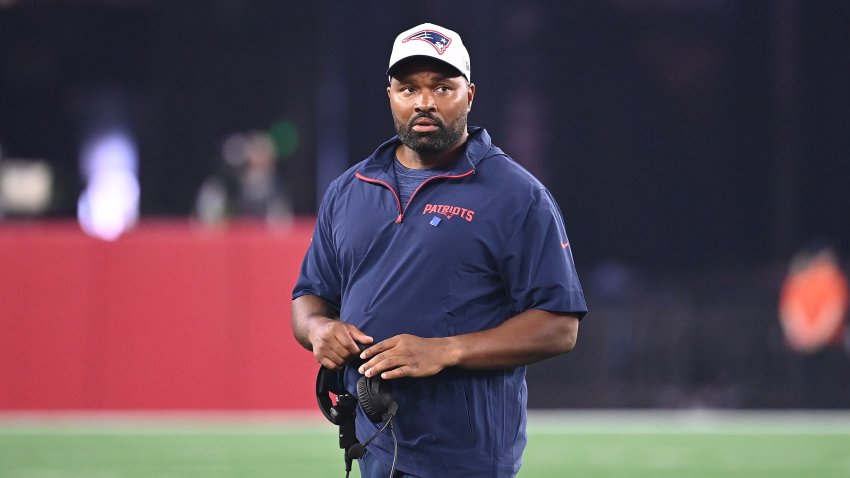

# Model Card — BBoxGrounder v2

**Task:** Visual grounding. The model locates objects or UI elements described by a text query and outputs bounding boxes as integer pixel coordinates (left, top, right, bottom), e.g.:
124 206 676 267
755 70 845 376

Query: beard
393 112 467 155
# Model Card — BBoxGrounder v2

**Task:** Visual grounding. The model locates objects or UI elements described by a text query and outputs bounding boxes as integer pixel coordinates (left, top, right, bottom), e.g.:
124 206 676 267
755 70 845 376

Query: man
292 22 587 478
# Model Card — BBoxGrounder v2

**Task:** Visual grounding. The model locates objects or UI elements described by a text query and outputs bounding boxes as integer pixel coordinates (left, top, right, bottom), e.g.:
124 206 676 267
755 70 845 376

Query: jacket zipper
355 169 475 224
355 172 404 223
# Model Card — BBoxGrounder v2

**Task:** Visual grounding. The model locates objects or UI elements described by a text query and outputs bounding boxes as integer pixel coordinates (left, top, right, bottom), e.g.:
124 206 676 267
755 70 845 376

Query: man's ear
467 82 475 111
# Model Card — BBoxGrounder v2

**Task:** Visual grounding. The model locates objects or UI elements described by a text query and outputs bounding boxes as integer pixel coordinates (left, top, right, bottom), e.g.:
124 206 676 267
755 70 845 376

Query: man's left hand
357 334 456 380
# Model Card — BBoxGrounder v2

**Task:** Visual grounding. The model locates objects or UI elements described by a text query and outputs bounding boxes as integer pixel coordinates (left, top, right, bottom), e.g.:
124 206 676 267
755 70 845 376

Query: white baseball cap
387 23 471 82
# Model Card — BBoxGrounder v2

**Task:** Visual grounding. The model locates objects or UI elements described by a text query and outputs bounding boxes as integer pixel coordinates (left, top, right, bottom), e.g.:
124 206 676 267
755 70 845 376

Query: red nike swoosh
561 241 570 249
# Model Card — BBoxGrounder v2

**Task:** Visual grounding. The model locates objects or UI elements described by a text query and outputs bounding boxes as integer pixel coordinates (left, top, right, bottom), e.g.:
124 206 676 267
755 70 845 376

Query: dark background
2 0 849 408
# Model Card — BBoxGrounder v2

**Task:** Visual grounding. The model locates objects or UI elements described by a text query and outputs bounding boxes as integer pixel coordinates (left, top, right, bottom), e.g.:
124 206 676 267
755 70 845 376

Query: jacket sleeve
292 185 342 311
498 188 587 318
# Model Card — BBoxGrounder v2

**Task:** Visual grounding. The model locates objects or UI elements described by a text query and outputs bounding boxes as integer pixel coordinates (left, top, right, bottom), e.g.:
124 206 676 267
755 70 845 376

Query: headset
316 344 398 478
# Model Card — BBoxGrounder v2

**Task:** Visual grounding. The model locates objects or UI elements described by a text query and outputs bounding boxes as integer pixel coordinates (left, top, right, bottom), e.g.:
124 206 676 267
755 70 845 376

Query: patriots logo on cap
402 29 452 55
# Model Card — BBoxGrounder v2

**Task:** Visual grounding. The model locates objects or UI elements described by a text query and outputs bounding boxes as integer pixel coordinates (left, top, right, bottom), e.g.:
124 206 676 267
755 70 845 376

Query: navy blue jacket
293 127 586 477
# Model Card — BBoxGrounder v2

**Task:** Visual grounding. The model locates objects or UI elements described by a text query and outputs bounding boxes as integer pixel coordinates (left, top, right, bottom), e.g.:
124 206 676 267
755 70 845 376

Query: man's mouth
411 117 440 133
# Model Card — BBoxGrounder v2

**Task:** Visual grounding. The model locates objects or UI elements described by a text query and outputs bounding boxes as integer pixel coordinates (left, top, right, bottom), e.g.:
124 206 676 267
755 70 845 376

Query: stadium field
1 411 849 477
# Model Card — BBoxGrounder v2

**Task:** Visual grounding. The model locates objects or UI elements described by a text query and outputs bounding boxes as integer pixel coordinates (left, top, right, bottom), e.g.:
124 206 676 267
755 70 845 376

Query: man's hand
295 295 579 376
356 310 579 379
309 319 373 370
357 334 457 380
291 294 373 370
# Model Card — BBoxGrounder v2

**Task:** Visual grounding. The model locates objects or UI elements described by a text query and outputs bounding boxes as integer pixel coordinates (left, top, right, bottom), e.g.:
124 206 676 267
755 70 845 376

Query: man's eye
436 86 451 92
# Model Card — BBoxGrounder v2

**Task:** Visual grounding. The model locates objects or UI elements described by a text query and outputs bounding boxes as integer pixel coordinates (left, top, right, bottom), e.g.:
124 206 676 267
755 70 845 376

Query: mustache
408 112 444 129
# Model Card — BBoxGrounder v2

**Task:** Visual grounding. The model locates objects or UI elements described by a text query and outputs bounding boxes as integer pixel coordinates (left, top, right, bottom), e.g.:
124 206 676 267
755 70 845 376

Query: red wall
0 220 320 410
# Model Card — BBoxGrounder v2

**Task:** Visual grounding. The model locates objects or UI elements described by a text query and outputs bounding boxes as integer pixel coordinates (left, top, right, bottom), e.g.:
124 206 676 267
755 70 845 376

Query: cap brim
387 55 467 81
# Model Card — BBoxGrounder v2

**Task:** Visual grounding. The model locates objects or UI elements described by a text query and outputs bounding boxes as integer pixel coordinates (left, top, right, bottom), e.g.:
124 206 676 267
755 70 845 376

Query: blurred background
1 0 850 466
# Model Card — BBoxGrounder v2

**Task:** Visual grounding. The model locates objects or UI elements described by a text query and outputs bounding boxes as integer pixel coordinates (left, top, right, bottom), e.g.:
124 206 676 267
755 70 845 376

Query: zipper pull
395 214 403 224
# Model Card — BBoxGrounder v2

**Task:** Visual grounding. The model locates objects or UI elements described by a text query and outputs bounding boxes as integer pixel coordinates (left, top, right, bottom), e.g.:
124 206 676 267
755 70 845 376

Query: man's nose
414 91 436 113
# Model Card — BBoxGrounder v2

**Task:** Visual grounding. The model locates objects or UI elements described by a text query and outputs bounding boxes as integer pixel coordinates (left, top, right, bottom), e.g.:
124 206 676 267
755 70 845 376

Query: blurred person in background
194 130 292 226
779 243 849 354
778 242 850 408
291 22 586 478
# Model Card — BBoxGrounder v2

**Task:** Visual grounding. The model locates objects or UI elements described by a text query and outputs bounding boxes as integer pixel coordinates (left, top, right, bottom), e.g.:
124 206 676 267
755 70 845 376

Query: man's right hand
309 318 373 369
291 294 373 370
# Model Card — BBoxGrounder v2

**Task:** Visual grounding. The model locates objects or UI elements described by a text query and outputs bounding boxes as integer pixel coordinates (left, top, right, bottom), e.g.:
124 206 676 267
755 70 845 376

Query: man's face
387 60 475 155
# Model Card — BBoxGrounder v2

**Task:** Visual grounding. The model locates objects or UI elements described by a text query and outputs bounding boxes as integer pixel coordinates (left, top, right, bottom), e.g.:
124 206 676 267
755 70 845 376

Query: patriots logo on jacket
402 29 452 55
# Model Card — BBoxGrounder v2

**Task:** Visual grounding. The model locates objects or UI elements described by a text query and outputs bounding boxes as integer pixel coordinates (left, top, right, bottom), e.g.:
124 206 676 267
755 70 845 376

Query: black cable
344 449 353 477
366 415 394 446
388 420 397 478
347 414 394 462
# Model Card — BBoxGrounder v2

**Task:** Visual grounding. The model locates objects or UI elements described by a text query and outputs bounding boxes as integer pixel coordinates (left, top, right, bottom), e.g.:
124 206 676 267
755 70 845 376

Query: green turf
1 413 849 477
524 431 850 478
